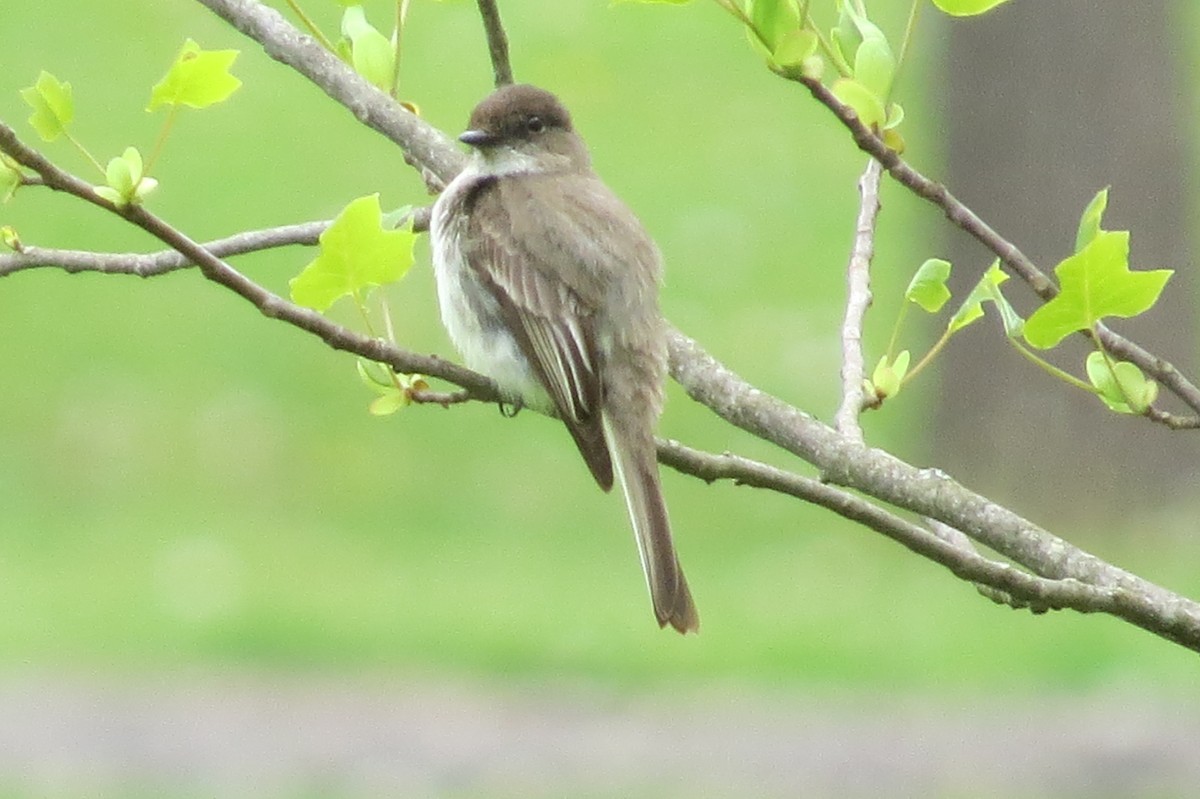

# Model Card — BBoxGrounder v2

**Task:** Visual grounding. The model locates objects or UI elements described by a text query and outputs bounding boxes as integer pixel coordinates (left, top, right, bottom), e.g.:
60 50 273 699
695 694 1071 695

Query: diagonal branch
197 0 465 186
658 440 1129 617
0 120 496 402
666 328 1200 650
795 74 1200 427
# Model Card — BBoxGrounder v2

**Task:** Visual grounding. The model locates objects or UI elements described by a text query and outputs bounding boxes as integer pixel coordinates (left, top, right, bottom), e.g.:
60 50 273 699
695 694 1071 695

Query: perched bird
430 84 698 633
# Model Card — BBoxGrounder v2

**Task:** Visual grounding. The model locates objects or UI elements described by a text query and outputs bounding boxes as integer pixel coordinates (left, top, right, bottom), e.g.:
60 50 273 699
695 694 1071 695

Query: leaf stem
64 131 105 177
900 324 952 386
886 300 909 363
1012 338 1099 395
144 103 178 174
353 289 406 391
284 0 336 53
389 0 410 99
893 0 923 96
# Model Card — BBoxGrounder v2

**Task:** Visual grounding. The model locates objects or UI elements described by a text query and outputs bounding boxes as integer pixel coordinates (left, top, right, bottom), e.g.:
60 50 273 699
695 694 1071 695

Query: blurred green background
1 0 1198 698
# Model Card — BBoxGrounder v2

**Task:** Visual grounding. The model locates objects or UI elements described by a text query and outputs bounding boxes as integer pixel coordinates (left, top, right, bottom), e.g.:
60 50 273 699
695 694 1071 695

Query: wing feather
463 177 613 490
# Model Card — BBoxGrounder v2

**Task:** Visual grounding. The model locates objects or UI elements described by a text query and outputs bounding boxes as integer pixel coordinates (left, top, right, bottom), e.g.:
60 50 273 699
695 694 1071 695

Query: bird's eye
526 116 545 134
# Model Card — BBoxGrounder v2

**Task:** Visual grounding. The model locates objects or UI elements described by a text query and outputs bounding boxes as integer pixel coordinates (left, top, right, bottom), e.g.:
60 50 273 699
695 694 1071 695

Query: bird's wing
463 176 613 491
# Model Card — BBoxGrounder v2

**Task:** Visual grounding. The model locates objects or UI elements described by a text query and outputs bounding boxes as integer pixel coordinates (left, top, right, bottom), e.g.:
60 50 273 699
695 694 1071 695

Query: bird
429 83 698 633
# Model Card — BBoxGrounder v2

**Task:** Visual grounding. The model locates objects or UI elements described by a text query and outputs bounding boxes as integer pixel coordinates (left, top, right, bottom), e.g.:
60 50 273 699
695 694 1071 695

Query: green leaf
0 158 20 203
290 194 417 312
357 358 395 394
20 71 74 142
369 389 410 416
831 77 886 129
906 258 952 313
613 0 692 4
1085 351 1157 414
871 350 910 400
95 147 157 208
1075 187 1109 253
747 0 801 51
931 0 1012 15
948 260 1012 334
851 28 895 101
772 29 819 69
1023 231 1173 349
148 39 242 111
831 3 863 68
341 6 396 92
1 226 20 251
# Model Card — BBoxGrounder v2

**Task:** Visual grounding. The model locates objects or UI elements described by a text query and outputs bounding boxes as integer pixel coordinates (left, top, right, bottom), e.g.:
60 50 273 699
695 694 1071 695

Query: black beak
459 129 497 147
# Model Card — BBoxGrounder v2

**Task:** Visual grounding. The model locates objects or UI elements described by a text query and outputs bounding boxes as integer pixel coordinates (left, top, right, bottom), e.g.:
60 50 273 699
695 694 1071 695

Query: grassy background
0 0 1197 691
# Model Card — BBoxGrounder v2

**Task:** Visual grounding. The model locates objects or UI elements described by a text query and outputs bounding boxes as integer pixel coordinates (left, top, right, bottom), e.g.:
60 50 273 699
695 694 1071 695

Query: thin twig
658 440 1123 616
0 222 325 277
0 208 430 278
475 0 514 87
409 387 472 407
795 73 1200 426
835 158 882 441
924 518 1037 611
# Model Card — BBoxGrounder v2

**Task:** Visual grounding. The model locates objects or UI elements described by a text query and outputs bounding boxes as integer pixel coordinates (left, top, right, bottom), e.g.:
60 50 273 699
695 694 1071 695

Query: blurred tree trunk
937 0 1198 525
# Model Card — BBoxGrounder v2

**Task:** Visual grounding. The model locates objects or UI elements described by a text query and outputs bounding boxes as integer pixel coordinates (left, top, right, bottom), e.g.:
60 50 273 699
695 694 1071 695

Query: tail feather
604 414 699 634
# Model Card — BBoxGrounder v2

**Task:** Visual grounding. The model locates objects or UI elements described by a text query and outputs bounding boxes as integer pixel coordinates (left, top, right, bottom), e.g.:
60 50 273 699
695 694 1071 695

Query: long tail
604 415 699 634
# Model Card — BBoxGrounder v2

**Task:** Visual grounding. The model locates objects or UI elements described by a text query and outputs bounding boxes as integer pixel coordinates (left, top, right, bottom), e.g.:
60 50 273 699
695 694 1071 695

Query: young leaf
931 0 1012 15
831 2 863 68
871 350 910 400
1075 187 1109 253
831 78 886 129
1023 231 1173 349
854 38 895 102
341 6 396 92
1085 351 1157 414
0 158 20 203
369 389 410 416
148 39 242 111
948 260 1010 334
906 258 952 313
94 147 157 208
290 194 417 312
20 71 74 142
772 29 819 70
1 225 20 251
747 0 802 51
357 358 396 394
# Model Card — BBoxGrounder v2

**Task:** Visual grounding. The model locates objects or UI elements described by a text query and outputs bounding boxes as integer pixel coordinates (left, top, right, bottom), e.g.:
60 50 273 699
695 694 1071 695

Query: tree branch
476 0 514 87
835 158 882 442
0 120 496 402
666 328 1200 650
0 207 429 279
195 0 465 186
658 440 1129 618
0 221 325 278
795 73 1200 427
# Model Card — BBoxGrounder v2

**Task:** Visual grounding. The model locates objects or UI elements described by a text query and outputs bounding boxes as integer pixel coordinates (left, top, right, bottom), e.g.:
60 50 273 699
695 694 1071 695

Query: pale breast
431 173 550 409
